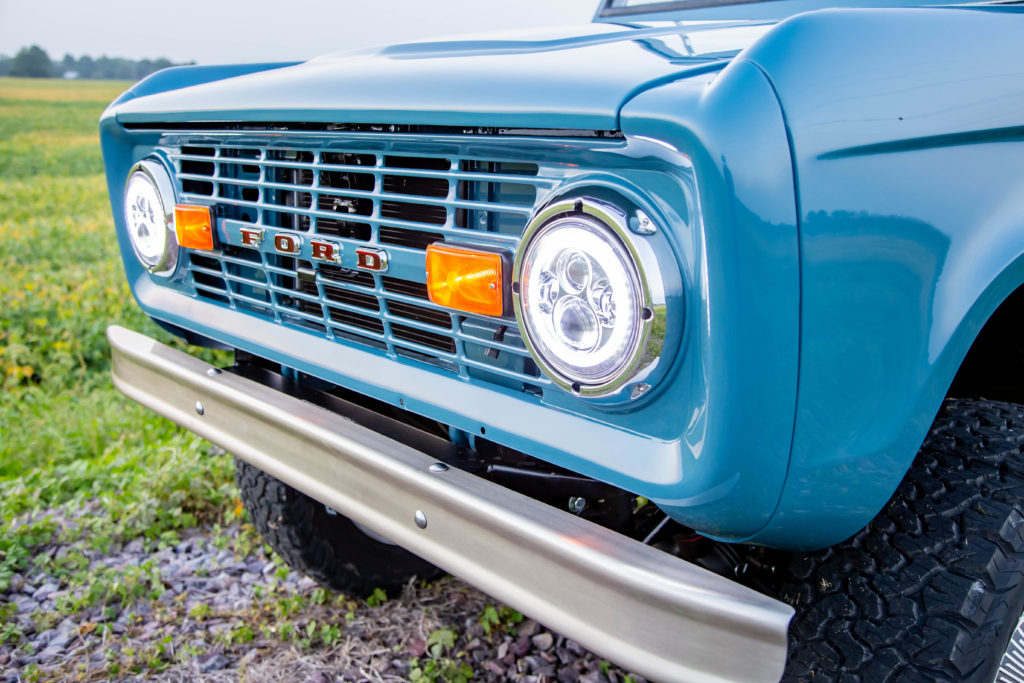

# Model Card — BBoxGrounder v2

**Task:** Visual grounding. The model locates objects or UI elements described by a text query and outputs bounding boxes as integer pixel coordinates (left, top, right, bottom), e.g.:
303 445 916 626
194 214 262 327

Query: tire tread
783 399 1024 682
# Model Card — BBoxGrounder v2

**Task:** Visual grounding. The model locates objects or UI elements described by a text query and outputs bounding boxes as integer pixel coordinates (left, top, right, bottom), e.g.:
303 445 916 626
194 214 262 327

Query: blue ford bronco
101 0 1024 679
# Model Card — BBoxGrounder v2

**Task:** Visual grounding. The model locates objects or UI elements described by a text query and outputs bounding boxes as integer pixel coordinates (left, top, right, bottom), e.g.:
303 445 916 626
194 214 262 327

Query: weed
320 623 342 647
365 587 387 607
189 602 212 620
478 604 524 636
426 627 457 658
0 80 237 643
409 657 473 683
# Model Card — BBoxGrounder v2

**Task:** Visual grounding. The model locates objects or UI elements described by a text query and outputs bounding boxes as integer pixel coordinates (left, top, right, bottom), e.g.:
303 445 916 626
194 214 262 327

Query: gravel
0 521 647 682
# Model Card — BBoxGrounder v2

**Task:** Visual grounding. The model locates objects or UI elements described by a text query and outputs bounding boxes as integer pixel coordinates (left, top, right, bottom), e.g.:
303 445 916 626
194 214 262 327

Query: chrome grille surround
162 133 573 395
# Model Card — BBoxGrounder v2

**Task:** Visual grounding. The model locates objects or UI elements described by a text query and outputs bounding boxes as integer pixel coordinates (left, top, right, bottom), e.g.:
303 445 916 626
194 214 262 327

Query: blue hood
111 22 772 131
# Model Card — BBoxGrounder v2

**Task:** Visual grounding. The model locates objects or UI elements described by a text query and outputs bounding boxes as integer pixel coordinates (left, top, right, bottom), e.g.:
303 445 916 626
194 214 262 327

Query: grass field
0 76 240 608
0 78 632 683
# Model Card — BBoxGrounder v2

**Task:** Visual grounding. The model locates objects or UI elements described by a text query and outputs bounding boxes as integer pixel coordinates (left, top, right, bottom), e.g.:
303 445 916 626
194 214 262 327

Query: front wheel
782 399 1024 682
235 458 444 597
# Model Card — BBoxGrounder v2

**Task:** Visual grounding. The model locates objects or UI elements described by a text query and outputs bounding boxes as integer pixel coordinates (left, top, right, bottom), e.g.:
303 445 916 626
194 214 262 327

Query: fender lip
107 324 792 683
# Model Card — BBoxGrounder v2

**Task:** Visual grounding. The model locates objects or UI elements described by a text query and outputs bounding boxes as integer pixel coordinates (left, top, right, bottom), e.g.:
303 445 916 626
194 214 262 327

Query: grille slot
172 137 551 394
324 285 380 312
329 307 385 335
387 300 451 329
381 199 447 226
382 276 428 300
378 226 444 250
391 323 456 354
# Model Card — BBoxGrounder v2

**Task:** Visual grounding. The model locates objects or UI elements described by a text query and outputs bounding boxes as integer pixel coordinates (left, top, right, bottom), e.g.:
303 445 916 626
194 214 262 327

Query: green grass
0 78 239 590
0 78 129 178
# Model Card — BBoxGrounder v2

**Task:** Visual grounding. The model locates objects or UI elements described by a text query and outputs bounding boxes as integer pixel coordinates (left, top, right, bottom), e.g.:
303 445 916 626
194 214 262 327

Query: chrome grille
169 139 554 394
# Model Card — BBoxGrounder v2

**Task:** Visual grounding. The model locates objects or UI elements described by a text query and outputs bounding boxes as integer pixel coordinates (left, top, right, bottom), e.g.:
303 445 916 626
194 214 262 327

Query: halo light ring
513 197 666 399
123 158 178 277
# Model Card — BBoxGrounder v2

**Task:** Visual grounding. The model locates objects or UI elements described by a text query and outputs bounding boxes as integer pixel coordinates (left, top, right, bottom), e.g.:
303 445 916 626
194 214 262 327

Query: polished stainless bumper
108 325 792 683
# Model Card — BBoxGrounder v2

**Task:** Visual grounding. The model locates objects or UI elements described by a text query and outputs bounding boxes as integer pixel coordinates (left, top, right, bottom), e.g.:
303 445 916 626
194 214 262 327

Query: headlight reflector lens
518 209 644 391
124 159 178 276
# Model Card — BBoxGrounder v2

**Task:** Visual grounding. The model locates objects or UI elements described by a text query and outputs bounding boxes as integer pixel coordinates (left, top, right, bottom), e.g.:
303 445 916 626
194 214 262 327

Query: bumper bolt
568 497 587 514
414 510 428 529
194 401 205 416
429 462 449 473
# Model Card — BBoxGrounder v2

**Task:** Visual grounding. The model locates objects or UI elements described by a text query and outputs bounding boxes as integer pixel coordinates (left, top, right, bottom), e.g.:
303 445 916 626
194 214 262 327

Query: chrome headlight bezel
123 158 178 277
512 197 668 399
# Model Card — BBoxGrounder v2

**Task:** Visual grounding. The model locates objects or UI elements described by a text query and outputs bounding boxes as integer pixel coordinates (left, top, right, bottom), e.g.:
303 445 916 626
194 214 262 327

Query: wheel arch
740 6 1024 550
753 248 1024 551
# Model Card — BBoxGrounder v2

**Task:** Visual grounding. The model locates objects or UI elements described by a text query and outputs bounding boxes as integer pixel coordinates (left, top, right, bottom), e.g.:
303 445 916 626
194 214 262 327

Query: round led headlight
123 159 178 276
514 197 667 398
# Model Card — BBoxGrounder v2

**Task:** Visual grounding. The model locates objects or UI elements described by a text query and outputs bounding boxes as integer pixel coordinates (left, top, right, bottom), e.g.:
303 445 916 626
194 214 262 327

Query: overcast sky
0 0 600 64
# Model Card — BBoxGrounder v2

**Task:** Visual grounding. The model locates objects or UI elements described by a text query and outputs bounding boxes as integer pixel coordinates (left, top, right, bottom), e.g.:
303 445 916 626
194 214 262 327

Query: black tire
781 399 1024 682
235 458 444 597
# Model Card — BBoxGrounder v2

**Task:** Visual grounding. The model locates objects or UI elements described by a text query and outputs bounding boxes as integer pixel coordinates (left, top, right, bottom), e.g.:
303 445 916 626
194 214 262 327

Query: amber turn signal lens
174 205 215 251
426 244 503 316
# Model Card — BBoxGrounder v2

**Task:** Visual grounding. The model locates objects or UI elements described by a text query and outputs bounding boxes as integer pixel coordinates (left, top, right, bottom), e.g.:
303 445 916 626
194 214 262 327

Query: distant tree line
0 45 192 81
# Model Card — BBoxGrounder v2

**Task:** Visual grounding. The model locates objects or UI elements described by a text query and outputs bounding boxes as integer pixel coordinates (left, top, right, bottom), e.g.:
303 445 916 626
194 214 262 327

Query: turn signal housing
425 243 504 316
174 205 215 251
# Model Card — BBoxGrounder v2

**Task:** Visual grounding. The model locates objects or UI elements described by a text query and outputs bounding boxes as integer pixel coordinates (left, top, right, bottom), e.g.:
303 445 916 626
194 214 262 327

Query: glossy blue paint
618 60 800 540
101 4 1024 550
108 62 300 108
594 0 973 23
109 23 766 131
739 6 1024 548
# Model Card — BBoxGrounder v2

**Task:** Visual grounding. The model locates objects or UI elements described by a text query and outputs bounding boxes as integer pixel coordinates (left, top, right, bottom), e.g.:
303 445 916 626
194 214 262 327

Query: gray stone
525 656 556 676
15 615 34 635
531 632 554 652
511 635 531 658
483 661 505 675
31 582 58 601
518 619 541 637
13 596 39 613
558 665 584 683
208 622 233 635
194 653 231 673
48 629 75 650
224 562 248 576
140 621 162 639
7 575 25 593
